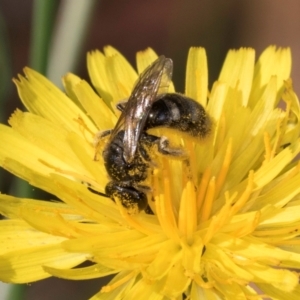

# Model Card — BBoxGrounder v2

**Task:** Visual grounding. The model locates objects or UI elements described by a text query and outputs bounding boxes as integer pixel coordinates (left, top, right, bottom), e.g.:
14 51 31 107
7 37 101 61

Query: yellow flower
1 45 300 299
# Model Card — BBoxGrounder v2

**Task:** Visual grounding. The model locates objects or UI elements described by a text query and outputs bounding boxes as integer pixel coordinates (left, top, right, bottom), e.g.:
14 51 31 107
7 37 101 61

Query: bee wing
109 56 173 163
156 58 173 97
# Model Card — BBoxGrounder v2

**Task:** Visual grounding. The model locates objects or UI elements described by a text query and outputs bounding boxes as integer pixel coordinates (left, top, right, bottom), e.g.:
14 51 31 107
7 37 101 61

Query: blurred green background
1 0 300 299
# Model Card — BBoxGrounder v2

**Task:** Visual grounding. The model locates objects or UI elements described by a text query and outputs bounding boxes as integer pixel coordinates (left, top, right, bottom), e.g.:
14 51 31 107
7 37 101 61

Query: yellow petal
87 46 138 108
219 48 255 106
20 206 81 238
66 131 107 184
44 263 118 280
0 243 86 283
93 270 136 299
0 194 76 220
144 240 181 280
185 47 208 106
87 50 112 106
103 55 137 106
8 110 89 174
207 81 228 120
249 46 291 108
162 262 191 298
0 124 61 177
14 68 95 133
62 72 85 110
258 282 300 300
251 172 300 210
0 219 66 255
136 47 159 74
136 47 175 93
71 77 117 129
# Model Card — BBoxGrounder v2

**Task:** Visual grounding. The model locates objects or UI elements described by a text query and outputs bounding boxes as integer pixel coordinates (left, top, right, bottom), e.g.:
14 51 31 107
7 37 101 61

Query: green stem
7 3 57 298
8 2 96 298
47 0 97 87
29 0 58 74
7 284 27 300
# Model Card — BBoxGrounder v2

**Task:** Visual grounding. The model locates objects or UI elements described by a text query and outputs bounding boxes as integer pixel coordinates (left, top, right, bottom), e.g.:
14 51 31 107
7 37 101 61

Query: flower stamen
215 138 232 197
39 158 97 187
154 164 180 241
197 166 211 213
279 97 291 146
215 191 237 229
74 116 96 139
271 118 284 158
254 225 300 237
193 273 215 288
232 211 261 237
186 139 197 184
263 132 272 164
178 180 197 242
230 170 255 216
200 176 216 222
264 118 284 164
115 199 158 235
101 270 137 293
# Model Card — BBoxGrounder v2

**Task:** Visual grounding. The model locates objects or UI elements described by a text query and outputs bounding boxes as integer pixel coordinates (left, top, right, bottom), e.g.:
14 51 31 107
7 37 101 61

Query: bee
97 56 212 213
145 93 211 139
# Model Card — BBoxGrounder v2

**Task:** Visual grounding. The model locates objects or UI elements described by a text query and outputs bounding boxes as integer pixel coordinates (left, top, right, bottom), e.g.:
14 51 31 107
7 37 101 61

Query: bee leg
105 181 148 212
144 205 154 214
116 100 128 112
157 136 185 157
87 186 109 197
135 184 152 193
137 134 159 167
93 129 113 161
94 129 112 141
141 133 185 158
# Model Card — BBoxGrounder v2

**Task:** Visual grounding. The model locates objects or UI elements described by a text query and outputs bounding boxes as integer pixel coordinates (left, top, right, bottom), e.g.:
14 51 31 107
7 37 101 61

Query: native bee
97 56 211 212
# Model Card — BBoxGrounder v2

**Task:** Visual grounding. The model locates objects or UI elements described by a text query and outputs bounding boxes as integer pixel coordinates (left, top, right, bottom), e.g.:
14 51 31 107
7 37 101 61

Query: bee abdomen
145 93 212 139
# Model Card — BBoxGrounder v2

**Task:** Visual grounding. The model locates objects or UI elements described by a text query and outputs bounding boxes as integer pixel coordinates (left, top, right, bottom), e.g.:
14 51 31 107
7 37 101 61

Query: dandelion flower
1 46 300 299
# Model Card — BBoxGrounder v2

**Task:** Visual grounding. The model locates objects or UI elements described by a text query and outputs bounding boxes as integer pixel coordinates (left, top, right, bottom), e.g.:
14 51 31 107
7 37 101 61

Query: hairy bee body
96 56 211 213
145 93 211 138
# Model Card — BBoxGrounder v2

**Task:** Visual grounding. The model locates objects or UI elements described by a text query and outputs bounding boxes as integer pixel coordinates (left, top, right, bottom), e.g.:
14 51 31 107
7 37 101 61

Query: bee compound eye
105 182 148 212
